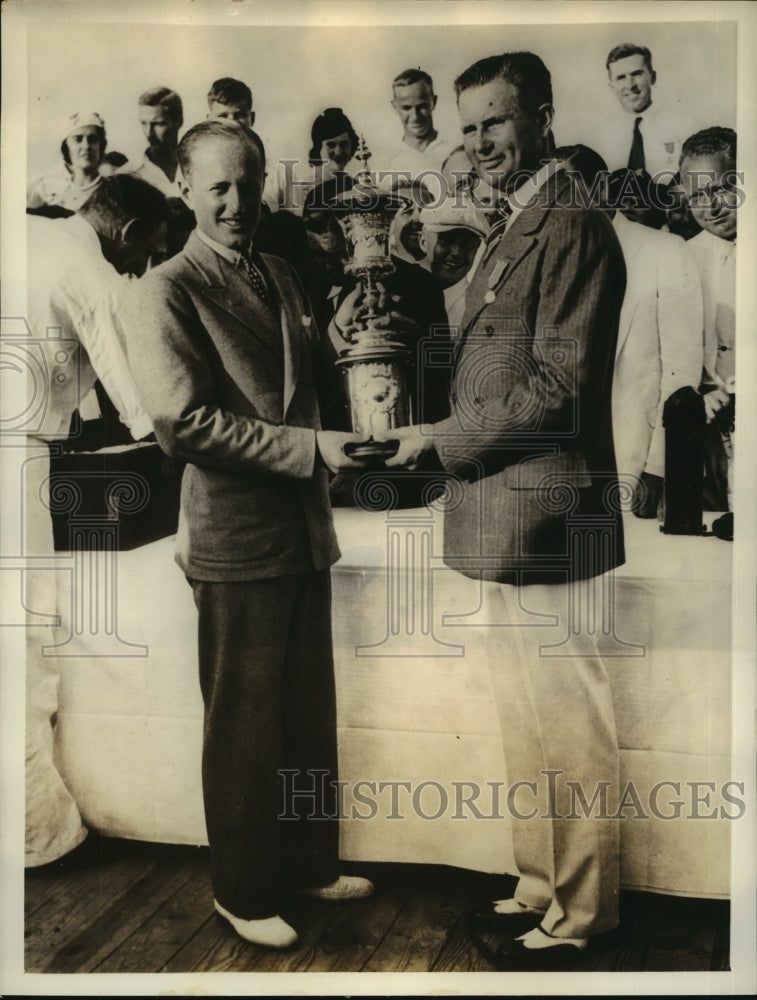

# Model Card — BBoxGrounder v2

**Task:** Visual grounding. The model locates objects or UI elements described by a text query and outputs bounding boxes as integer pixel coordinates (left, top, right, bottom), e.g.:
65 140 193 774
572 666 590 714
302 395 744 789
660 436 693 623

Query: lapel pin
484 290 496 304
488 260 508 289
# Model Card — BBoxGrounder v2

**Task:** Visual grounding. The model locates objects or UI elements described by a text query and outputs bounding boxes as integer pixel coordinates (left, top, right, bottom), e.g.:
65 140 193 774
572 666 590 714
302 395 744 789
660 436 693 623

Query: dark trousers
191 571 340 919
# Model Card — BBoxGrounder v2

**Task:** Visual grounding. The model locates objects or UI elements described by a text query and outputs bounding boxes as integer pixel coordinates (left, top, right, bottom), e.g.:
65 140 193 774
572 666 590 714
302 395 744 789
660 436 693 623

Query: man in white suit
611 208 703 511
560 147 703 516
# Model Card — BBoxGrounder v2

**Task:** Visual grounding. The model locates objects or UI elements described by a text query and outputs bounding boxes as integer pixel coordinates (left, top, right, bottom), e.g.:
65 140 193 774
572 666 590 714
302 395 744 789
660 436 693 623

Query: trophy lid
328 135 406 216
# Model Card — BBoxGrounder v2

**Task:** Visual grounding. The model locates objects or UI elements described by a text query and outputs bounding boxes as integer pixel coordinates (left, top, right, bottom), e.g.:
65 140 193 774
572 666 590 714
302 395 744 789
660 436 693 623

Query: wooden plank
25 842 165 971
161 911 257 974
432 870 520 972
282 881 410 972
25 835 134 919
362 877 469 973
234 863 414 973
33 847 205 973
161 888 352 973
163 860 396 972
435 921 517 973
24 849 729 975
94 862 215 972
244 899 349 972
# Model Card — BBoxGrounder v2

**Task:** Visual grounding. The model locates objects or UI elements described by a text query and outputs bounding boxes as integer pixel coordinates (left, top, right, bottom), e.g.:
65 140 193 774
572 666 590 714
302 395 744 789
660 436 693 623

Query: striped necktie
481 199 512 268
239 251 275 311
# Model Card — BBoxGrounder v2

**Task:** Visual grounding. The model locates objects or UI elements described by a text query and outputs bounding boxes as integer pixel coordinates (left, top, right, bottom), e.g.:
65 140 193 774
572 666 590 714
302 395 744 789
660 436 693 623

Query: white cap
419 197 489 237
62 111 105 141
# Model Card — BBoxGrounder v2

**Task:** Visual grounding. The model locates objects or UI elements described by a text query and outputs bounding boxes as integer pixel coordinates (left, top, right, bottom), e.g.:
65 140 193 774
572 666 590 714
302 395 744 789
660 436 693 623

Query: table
52 507 733 898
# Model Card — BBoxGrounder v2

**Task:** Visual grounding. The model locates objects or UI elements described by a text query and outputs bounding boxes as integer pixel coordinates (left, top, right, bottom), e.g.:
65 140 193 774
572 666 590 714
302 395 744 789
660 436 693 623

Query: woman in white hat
27 111 107 212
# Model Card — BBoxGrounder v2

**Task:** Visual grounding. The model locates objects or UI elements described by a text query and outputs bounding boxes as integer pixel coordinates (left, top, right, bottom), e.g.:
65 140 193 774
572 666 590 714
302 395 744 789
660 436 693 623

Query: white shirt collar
506 159 564 227
196 227 251 266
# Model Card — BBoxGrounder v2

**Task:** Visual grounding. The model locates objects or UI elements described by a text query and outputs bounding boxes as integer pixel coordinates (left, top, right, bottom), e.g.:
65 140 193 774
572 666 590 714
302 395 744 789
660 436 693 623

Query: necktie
239 251 275 311
628 116 645 172
481 199 512 268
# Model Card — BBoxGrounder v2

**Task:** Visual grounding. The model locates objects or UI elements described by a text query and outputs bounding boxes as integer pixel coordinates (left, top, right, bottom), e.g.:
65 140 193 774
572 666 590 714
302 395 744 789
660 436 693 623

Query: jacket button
485 325 494 337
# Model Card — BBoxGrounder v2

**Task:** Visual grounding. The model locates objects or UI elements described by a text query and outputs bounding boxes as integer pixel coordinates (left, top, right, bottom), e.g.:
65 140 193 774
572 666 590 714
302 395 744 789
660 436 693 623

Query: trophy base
345 439 399 462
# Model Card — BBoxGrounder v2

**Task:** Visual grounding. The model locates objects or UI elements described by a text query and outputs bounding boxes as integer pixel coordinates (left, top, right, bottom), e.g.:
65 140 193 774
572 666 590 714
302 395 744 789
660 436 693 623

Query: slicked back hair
606 43 653 74
177 119 265 181
454 52 552 117
138 86 184 127
680 126 736 167
392 68 434 92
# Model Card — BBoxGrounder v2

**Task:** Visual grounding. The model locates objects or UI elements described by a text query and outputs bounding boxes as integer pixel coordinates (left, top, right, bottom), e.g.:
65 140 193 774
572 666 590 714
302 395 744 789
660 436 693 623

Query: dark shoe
469 899 544 935
470 923 621 971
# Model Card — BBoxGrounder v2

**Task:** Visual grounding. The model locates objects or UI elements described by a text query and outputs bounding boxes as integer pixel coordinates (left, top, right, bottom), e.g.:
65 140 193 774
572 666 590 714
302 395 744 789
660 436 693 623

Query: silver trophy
329 137 412 461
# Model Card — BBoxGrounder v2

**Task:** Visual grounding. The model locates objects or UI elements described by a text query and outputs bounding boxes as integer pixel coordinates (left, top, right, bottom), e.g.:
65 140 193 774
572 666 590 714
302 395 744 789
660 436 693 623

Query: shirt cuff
128 412 154 441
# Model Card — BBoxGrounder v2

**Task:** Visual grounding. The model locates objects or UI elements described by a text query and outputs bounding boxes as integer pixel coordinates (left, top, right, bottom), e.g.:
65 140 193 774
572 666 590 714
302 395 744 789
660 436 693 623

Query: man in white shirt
121 86 183 198
602 43 694 182
558 144 704 514
680 126 738 513
380 69 454 183
24 174 169 869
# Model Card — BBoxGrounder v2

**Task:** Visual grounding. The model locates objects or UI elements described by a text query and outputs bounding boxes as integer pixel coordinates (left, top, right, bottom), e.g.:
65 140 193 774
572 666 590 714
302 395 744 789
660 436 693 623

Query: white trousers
23 445 87 866
484 577 621 938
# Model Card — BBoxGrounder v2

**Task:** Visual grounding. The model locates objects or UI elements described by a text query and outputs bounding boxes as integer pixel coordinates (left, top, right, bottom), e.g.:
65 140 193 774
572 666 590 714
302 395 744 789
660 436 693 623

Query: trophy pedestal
336 336 411 461
344 439 399 463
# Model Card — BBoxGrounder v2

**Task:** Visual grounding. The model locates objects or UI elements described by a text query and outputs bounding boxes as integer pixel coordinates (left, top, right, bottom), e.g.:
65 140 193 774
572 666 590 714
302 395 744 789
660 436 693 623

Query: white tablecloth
51 509 732 898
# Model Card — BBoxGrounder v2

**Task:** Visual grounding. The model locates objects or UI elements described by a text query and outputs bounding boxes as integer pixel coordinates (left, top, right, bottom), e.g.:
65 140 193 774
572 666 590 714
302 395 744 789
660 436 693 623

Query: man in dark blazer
380 53 627 968
125 119 372 950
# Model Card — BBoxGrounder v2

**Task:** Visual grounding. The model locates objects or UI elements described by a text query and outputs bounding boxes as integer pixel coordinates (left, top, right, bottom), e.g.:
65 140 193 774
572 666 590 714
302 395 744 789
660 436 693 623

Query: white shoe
516 926 589 950
293 875 374 901
214 899 298 949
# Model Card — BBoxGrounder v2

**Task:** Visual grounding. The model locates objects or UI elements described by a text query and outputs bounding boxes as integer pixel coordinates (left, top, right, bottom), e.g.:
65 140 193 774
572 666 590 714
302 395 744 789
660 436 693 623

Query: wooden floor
25 836 730 974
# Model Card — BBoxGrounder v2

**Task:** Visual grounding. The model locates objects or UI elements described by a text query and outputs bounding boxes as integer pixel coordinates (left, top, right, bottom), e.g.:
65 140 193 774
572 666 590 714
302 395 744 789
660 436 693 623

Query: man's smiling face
459 79 552 193
608 54 655 114
181 134 263 251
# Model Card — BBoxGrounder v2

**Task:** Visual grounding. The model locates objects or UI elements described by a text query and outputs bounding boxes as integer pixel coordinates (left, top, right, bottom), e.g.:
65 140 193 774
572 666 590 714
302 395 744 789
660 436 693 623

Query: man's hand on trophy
367 282 425 342
369 310 425 342
375 424 435 470
316 430 370 473
331 285 370 343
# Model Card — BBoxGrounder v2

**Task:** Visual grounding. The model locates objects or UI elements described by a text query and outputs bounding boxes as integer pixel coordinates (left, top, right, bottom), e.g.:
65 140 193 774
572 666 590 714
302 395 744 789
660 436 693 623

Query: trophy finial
354 134 373 186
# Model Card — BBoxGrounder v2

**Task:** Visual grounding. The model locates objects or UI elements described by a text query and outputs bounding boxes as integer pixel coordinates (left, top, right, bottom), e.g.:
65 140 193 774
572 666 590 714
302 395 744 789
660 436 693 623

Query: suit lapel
461 172 568 339
258 254 301 417
183 231 283 361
